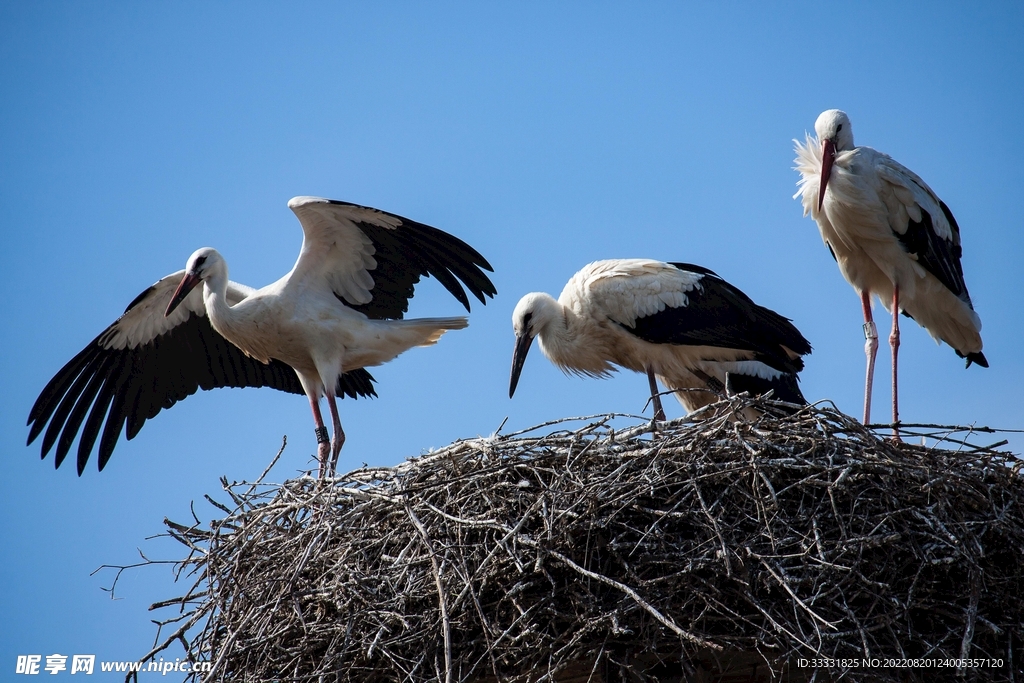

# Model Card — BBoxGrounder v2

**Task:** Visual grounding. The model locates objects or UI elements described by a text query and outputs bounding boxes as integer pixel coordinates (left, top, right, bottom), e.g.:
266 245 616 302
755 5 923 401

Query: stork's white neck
200 264 239 340
529 295 569 352
533 295 612 376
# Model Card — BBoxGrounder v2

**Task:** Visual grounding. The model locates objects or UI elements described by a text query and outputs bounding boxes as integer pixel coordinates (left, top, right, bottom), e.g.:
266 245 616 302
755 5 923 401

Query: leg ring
314 426 330 444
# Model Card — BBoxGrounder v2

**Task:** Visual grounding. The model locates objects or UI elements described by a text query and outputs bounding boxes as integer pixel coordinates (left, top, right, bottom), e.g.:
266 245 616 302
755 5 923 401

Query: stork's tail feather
408 316 470 330
960 350 989 369
397 316 469 347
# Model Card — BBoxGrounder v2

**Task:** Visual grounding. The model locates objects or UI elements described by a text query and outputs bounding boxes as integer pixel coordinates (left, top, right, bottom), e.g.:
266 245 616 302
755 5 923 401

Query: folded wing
589 260 811 373
876 158 974 309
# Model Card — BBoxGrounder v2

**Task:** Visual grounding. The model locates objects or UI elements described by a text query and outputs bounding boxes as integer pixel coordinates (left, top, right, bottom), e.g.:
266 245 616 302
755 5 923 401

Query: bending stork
795 109 986 434
27 196 496 476
509 259 811 417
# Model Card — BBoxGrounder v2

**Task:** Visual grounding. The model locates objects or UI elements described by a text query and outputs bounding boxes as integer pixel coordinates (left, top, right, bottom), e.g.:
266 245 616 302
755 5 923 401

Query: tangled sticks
144 397 1022 682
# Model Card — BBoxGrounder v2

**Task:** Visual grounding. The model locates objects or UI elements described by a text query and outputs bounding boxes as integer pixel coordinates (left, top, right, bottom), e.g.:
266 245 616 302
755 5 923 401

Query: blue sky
2 2 1022 677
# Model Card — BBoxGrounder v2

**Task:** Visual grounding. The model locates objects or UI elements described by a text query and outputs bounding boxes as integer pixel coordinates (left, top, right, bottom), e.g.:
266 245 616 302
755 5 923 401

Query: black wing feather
98 379 131 471
54 353 118 469
39 352 104 458
892 200 973 307
28 311 376 474
77 356 125 474
623 264 812 374
326 200 496 320
727 371 806 405
666 262 720 278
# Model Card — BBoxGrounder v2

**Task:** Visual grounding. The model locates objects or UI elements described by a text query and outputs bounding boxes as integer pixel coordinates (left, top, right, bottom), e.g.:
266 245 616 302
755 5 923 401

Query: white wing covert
576 259 702 328
876 157 952 242
98 272 255 350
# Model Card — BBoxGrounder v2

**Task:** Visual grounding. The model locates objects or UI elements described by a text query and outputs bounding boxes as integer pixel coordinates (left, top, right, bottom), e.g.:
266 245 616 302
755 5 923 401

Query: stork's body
509 259 811 417
794 110 986 432
28 197 495 476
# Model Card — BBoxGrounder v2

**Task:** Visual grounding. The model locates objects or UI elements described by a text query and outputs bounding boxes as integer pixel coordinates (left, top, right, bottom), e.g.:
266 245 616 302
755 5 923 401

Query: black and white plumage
509 259 811 417
27 196 496 476
795 109 986 431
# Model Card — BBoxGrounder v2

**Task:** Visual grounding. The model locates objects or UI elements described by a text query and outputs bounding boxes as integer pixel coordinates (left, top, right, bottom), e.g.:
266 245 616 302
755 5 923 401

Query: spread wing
286 196 496 319
587 260 811 373
27 272 376 475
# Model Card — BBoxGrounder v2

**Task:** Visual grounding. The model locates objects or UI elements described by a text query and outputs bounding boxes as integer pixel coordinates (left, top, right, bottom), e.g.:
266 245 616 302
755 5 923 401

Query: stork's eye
837 123 843 132
193 255 208 269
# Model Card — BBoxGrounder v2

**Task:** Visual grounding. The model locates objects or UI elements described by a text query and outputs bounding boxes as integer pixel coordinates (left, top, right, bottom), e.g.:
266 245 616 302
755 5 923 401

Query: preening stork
509 259 811 418
27 197 496 477
795 110 986 433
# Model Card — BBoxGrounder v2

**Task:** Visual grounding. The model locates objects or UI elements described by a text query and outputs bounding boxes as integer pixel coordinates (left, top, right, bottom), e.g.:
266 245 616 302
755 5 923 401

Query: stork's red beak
508 333 535 398
817 137 836 212
165 272 201 317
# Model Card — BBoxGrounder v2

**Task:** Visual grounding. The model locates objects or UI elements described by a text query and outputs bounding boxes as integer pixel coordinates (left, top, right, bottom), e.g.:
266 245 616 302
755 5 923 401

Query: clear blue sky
2 2 1022 677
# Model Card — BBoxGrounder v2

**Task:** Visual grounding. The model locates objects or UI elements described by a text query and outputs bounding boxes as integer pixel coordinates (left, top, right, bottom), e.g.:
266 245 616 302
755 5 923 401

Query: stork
27 197 496 477
794 110 986 435
509 259 811 418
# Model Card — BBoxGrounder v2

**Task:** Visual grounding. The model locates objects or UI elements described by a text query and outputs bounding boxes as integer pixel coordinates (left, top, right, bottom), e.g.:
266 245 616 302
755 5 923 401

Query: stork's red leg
890 285 901 441
860 291 878 425
647 367 666 422
325 391 346 477
309 397 331 478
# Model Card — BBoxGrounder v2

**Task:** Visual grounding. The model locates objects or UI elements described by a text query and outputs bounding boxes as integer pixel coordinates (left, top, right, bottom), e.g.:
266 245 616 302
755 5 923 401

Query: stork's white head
509 292 561 398
512 292 560 339
164 248 227 317
814 109 854 151
185 247 226 279
814 109 854 212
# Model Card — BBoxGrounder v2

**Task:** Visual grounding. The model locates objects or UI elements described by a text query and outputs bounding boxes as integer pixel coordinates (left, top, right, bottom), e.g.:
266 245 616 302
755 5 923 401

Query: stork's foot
315 426 331 479
889 423 903 443
327 431 346 478
316 443 330 479
651 397 666 424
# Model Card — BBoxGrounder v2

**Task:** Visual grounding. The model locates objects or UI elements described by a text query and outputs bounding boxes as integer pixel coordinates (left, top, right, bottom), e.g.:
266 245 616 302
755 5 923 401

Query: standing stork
509 259 811 418
795 110 987 434
27 196 496 477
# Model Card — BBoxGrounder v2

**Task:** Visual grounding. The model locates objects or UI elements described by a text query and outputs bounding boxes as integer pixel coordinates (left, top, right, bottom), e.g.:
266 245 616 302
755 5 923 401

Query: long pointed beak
817 137 836 212
509 333 535 398
164 272 201 317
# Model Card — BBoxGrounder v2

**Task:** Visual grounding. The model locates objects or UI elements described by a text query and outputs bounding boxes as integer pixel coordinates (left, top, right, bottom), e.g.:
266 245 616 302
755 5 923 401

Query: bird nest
135 396 1023 683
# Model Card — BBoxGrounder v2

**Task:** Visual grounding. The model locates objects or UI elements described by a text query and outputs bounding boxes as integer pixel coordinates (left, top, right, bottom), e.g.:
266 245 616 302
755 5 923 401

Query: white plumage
509 259 811 418
27 196 495 476
795 110 986 432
